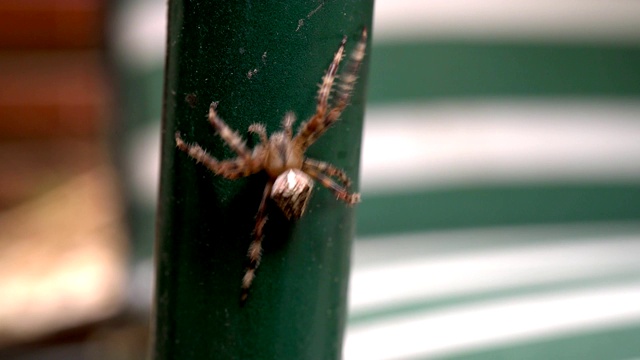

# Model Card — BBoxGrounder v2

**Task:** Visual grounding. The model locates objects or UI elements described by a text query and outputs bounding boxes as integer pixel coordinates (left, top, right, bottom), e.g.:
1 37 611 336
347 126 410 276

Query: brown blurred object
0 0 108 142
0 51 108 141
0 0 110 207
0 0 104 49
0 0 129 352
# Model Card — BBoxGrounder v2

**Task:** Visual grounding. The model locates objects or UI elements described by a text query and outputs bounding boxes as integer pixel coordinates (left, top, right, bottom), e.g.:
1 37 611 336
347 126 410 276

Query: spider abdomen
271 169 314 219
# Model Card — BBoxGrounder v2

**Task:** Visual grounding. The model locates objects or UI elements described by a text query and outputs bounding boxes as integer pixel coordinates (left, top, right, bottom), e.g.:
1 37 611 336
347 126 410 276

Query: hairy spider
175 28 367 303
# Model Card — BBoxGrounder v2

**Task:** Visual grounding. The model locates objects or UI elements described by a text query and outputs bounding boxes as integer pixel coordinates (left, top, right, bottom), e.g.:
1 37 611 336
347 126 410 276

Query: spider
175 28 367 303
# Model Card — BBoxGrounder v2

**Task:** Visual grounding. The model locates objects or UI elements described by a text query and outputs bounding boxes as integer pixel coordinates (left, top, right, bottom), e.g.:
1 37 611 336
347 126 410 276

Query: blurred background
1 0 640 359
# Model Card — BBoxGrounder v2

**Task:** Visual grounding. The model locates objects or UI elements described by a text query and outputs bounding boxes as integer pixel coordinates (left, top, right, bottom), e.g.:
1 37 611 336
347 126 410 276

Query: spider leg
293 36 346 149
175 132 259 178
303 158 352 188
328 28 367 123
317 36 347 111
304 167 360 205
248 123 268 144
282 112 296 139
241 181 273 303
293 28 367 151
207 102 252 159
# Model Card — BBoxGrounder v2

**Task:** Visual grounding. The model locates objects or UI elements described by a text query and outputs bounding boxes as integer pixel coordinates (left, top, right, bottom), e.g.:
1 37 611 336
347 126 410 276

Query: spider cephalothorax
175 28 367 302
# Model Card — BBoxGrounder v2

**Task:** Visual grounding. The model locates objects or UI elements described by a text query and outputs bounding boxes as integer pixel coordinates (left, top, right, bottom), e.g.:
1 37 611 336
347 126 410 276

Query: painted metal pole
153 1 373 359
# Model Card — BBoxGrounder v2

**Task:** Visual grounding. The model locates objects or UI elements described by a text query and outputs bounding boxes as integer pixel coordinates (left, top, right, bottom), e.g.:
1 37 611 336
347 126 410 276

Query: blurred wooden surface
0 0 111 207
0 0 104 49
0 52 108 140
0 0 128 351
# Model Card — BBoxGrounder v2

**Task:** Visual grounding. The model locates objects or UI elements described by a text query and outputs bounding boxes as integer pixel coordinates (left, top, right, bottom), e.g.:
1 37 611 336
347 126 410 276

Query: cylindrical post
153 1 373 359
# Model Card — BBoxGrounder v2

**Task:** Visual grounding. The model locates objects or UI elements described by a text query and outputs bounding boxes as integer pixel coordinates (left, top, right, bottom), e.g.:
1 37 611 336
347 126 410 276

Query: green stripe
357 184 640 236
435 323 640 360
367 41 640 103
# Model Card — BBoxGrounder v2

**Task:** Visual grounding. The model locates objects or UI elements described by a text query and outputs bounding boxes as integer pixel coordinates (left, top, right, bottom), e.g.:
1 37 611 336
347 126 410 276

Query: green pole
152 1 373 359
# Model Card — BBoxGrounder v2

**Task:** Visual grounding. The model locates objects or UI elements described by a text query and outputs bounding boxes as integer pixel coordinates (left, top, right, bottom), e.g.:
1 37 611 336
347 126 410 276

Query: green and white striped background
345 1 640 359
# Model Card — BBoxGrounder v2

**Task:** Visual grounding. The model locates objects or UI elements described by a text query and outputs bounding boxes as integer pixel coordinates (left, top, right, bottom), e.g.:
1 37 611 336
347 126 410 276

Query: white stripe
344 283 640 360
349 225 640 313
374 0 640 44
361 99 640 193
